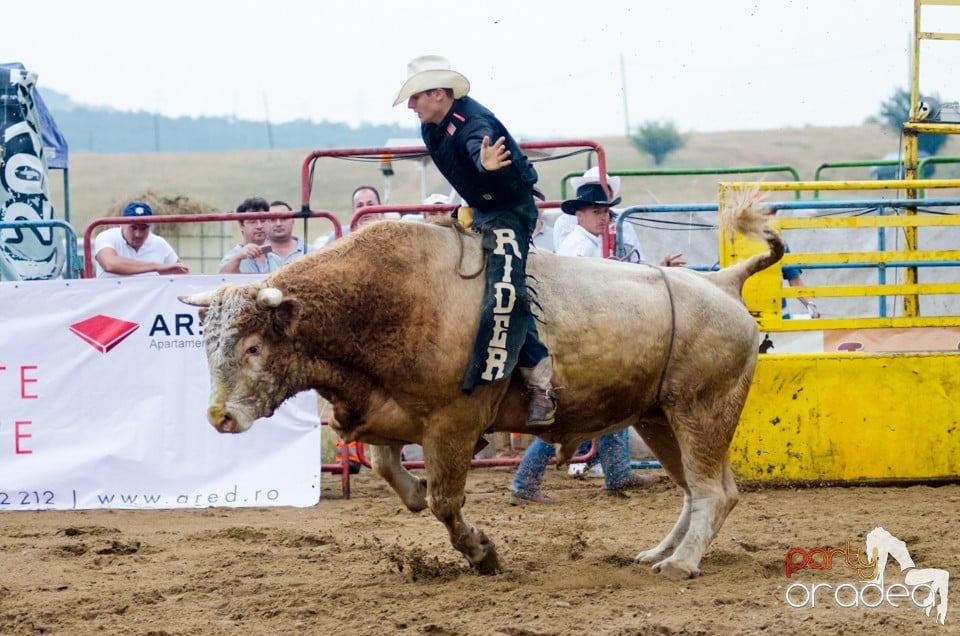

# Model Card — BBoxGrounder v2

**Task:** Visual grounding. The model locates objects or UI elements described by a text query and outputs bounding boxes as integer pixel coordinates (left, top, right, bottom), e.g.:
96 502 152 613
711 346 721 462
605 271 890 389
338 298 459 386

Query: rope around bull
639 262 677 404
445 220 677 402
655 267 677 403
443 219 486 280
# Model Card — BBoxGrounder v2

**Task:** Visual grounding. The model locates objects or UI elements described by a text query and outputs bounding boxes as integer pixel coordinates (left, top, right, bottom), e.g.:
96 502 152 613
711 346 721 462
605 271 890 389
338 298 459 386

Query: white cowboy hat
569 166 621 200
393 55 470 106
423 193 450 205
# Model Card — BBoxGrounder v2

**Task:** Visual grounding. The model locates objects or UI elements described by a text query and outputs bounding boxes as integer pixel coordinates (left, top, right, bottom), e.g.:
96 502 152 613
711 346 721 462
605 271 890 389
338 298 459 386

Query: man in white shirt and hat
393 55 556 427
556 168 684 266
513 171 677 504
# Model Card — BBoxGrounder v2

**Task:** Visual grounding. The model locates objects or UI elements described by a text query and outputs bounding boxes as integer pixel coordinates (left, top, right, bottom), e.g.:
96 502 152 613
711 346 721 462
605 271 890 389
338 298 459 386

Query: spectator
553 169 626 254
511 428 652 505
769 208 820 319
336 440 363 475
314 186 392 248
556 173 685 266
532 196 554 252
553 168 677 264
513 173 672 504
321 187 390 470
423 192 451 206
218 197 279 274
422 192 454 221
94 201 189 277
782 245 821 319
401 192 454 223
267 200 313 265
351 185 389 228
394 55 555 427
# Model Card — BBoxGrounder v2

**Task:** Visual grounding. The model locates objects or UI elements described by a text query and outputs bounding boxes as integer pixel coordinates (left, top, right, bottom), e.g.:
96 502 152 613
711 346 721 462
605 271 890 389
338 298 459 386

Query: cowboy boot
519 356 556 427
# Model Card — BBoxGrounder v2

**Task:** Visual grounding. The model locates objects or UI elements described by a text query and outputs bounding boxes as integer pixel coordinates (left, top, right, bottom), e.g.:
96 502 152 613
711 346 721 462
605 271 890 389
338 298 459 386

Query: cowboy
556 168 685 266
555 181 624 259
393 55 555 427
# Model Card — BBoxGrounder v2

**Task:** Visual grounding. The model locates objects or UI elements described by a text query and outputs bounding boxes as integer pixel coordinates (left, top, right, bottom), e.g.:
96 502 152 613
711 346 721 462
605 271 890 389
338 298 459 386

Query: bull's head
179 284 301 434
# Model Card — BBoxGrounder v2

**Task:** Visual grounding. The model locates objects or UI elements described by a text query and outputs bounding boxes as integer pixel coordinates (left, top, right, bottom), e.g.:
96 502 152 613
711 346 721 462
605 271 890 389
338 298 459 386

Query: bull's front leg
421 422 501 575
368 444 427 512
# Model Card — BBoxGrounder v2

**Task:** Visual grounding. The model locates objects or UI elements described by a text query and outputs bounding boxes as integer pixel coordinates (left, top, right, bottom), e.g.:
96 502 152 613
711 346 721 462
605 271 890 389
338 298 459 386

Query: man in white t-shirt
555 169 684 266
94 201 189 277
554 209 645 260
553 170 646 260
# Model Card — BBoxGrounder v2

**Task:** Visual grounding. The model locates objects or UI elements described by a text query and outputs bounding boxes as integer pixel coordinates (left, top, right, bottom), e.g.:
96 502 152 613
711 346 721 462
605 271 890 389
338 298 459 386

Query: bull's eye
246 345 261 357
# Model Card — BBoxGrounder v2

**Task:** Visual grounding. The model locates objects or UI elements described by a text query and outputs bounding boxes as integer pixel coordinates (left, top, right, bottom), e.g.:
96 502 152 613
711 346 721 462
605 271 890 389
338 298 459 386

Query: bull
179 190 783 578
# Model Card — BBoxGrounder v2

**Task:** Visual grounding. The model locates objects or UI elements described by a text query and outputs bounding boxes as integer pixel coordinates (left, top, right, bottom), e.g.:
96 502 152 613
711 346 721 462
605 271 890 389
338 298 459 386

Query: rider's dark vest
421 96 537 212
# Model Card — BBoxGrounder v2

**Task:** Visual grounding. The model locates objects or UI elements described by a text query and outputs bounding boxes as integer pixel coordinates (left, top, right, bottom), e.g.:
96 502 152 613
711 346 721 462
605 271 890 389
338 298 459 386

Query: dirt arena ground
0 466 956 635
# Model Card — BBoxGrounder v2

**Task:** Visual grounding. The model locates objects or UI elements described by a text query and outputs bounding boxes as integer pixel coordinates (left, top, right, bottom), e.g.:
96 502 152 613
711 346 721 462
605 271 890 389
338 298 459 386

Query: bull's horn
178 290 217 307
257 287 284 307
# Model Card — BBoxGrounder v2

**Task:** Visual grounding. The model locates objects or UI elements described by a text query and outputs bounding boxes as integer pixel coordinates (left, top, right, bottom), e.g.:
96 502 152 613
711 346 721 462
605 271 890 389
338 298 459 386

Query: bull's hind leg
421 424 501 575
637 396 749 578
644 399 742 579
633 414 693 566
368 444 427 512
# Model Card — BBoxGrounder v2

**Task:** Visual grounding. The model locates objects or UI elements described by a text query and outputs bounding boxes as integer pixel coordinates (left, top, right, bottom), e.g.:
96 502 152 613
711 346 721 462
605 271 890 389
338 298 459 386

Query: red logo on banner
69 314 139 353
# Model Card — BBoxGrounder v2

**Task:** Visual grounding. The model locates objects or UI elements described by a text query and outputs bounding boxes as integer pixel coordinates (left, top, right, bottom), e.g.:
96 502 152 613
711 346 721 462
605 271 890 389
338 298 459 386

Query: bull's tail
705 186 785 298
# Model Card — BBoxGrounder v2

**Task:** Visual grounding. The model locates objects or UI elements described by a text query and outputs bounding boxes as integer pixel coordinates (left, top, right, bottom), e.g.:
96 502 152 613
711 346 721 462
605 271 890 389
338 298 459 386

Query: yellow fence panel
732 352 960 483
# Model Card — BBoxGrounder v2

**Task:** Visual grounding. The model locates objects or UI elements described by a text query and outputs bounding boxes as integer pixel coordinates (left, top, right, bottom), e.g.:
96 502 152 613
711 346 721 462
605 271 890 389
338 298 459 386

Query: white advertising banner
0 275 321 510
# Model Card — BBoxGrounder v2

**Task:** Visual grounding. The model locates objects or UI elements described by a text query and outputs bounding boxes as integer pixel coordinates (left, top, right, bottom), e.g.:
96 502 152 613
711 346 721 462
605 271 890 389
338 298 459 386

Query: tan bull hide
180 189 783 578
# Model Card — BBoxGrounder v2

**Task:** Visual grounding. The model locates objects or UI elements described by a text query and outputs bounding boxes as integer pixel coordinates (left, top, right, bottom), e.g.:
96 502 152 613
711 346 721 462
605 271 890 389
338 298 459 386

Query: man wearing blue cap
93 201 189 277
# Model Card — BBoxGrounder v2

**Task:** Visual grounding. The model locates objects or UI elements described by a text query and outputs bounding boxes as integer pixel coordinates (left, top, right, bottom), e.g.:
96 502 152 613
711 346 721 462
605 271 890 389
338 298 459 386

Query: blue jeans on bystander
512 428 637 498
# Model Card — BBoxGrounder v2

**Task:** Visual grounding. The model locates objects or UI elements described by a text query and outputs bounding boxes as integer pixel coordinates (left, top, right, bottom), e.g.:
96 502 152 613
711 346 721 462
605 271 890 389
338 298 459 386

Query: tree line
40 88 418 153
629 87 949 165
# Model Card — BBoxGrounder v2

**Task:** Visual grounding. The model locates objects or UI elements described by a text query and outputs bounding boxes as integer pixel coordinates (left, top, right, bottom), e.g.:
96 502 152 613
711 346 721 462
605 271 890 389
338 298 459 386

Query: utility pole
620 53 631 138
263 91 275 150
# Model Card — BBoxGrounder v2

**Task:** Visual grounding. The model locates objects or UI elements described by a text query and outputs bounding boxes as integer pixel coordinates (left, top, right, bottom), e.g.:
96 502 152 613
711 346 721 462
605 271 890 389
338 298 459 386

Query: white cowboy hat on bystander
568 166 621 200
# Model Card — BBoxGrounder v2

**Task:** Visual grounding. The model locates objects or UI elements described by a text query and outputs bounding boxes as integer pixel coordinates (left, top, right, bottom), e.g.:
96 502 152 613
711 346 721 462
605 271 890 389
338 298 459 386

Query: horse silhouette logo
865 526 949 625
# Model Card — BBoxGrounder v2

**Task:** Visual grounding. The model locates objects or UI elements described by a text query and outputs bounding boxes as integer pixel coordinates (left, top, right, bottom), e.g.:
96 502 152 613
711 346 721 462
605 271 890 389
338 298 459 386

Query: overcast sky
11 1 960 138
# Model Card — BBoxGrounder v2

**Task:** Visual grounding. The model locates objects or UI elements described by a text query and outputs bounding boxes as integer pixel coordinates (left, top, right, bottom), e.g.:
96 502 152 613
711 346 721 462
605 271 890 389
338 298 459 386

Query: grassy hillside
51 123 960 248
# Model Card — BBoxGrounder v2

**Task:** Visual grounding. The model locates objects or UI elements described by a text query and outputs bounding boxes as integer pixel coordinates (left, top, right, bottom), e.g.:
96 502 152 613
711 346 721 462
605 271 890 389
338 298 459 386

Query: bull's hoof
652 557 699 579
634 547 669 565
408 478 428 512
473 545 502 576
397 477 429 513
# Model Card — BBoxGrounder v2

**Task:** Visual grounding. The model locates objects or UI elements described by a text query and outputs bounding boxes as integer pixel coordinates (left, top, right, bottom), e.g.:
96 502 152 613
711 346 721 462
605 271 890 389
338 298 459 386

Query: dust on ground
1 466 956 635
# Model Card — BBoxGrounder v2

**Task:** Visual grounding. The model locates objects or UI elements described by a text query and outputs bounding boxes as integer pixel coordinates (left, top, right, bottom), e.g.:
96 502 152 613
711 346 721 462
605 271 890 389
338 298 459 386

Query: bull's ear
271 299 301 337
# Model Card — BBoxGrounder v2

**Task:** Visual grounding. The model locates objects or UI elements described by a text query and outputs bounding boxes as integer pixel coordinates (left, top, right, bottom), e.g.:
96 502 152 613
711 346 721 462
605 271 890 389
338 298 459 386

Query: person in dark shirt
394 55 555 427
